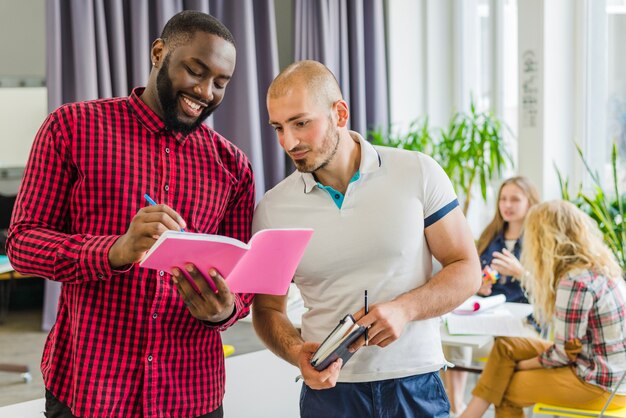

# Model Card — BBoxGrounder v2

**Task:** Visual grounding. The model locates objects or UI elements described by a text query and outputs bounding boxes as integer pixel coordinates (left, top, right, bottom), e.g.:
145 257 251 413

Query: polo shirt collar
301 130 382 193
128 87 191 145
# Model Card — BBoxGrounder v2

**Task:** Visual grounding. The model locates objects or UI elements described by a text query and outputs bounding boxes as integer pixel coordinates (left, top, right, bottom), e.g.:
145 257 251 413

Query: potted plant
370 99 513 214
556 143 626 271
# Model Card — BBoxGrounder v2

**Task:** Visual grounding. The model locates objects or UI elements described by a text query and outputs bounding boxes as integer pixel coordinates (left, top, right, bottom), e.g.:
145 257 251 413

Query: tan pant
472 337 626 418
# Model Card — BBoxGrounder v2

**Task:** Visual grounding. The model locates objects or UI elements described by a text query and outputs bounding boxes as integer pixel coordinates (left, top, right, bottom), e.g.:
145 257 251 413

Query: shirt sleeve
6 108 130 284
539 278 593 367
251 197 271 235
215 156 256 327
417 153 459 228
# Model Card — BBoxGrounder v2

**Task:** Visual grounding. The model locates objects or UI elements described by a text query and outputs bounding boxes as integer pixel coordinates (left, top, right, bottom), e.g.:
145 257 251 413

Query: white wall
0 0 47 178
0 87 48 167
0 0 46 79
386 0 455 131
543 0 577 199
386 0 426 131
517 0 579 200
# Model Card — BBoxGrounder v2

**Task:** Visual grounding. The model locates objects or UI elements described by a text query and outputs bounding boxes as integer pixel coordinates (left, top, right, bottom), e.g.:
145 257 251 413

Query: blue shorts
299 372 450 418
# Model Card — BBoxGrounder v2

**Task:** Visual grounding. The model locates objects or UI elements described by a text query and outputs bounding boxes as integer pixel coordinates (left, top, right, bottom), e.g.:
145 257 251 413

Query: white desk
223 349 300 417
0 398 44 418
441 302 536 349
440 327 493 349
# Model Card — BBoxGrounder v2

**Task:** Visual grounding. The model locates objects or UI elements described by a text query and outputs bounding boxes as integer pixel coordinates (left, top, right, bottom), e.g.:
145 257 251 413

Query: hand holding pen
145 194 222 297
351 296 409 350
107 194 187 268
144 194 186 232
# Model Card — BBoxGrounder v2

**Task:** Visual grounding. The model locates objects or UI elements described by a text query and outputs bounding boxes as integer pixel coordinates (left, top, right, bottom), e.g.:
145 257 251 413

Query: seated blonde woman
461 200 626 417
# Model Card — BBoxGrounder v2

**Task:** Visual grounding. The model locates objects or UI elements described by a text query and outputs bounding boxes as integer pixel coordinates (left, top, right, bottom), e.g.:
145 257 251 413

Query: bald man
251 60 481 418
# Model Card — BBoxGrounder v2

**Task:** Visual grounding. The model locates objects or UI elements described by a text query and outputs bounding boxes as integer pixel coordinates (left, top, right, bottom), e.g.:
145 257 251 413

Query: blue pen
143 193 186 232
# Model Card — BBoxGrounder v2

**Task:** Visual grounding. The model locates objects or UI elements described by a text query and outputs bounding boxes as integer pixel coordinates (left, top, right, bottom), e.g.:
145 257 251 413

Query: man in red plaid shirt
7 11 255 418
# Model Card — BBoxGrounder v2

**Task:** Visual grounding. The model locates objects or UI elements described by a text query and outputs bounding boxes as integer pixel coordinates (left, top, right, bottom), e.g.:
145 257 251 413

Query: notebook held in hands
139 228 313 295
310 314 366 372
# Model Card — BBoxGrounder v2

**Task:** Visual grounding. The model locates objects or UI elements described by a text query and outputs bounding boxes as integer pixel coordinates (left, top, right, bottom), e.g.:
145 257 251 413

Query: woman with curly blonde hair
461 200 626 417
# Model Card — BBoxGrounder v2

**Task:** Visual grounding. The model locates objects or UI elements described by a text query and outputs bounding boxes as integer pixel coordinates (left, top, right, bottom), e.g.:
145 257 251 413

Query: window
607 1 626 165
585 0 626 188
464 0 518 166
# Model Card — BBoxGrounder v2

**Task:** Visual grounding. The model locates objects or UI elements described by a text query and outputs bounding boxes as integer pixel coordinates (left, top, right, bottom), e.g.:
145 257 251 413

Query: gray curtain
43 0 282 331
294 0 389 136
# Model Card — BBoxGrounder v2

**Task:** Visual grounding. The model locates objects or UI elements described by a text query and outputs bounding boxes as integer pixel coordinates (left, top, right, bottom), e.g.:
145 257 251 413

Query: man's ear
151 38 166 68
334 100 349 128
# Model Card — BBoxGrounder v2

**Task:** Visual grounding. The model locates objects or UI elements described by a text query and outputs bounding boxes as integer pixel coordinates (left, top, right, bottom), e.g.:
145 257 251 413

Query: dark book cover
310 314 366 371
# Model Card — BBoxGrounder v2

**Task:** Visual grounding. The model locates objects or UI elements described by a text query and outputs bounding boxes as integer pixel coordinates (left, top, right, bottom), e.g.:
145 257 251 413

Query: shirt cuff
202 294 246 331
80 235 132 280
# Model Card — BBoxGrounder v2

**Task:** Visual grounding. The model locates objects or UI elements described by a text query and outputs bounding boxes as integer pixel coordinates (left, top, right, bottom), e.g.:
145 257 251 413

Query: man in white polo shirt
252 60 481 418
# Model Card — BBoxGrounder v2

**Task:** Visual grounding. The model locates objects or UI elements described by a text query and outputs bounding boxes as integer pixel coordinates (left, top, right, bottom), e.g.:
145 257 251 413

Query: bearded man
8 11 254 418
252 60 481 418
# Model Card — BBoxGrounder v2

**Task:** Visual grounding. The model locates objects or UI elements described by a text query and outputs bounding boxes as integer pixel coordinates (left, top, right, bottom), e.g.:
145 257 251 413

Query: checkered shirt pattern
539 269 626 393
7 88 255 417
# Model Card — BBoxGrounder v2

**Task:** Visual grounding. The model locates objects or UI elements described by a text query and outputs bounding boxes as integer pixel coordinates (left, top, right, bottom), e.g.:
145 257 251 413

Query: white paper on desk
447 310 526 336
453 294 506 315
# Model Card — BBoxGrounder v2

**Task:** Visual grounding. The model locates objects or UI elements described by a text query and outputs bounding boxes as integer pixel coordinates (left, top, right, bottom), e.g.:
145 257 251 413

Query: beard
293 121 341 173
156 53 216 136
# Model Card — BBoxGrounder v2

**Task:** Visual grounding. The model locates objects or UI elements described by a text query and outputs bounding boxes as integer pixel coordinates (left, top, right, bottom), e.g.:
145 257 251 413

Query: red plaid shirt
7 88 255 418
539 269 626 393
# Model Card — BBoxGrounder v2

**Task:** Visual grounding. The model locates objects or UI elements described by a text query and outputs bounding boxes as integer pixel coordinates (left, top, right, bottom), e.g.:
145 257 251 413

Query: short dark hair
160 10 235 49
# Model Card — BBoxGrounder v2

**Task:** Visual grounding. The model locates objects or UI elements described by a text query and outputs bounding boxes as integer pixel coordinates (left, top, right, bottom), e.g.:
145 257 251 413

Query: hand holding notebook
310 314 366 371
140 228 313 295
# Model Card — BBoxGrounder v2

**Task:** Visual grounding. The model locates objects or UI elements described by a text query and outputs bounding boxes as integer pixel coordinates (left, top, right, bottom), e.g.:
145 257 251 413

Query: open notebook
140 228 313 295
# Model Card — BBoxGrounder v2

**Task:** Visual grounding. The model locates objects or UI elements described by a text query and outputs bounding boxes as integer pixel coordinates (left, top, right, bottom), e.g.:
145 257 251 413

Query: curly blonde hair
520 200 623 324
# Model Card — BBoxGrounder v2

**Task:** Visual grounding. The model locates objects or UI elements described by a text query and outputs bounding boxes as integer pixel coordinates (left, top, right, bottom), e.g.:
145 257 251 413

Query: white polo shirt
252 132 458 382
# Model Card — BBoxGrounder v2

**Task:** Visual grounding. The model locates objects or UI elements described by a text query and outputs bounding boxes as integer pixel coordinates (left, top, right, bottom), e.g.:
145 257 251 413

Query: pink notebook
139 229 314 295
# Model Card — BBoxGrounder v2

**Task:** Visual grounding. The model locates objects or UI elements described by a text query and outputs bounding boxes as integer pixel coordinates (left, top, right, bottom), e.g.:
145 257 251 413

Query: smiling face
149 32 235 135
498 183 531 224
268 87 341 173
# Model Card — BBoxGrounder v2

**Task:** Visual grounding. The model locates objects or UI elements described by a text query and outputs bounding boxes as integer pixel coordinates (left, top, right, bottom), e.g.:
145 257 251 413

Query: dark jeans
300 372 450 418
45 389 224 418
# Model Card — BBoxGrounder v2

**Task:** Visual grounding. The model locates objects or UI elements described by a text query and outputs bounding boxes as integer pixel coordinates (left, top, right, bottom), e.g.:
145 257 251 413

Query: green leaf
566 141 626 269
